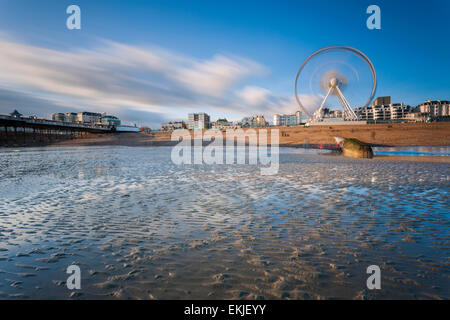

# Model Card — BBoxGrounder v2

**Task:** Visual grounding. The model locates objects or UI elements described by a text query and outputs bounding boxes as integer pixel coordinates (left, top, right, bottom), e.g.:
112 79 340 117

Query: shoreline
1 122 450 148
1 122 449 164
1 132 448 163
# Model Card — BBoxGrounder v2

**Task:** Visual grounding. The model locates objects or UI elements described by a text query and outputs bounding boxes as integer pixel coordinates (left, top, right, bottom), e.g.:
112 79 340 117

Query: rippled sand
0 146 448 300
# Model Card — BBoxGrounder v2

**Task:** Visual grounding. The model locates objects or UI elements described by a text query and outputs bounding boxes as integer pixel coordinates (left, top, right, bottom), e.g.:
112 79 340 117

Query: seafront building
65 112 78 123
418 100 450 118
116 125 140 132
51 113 65 122
51 111 121 126
211 118 241 129
355 102 412 122
52 112 78 123
188 112 210 130
100 115 121 126
241 115 268 128
273 111 302 126
323 109 343 119
372 96 391 106
77 112 102 124
404 100 450 122
405 112 428 122
356 97 449 123
161 121 186 131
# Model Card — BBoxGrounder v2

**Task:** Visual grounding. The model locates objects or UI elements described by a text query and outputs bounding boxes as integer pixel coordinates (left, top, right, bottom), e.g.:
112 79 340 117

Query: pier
0 114 111 147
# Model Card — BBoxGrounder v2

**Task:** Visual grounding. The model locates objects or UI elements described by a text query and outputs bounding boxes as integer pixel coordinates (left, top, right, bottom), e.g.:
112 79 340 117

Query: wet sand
51 132 177 147
374 155 450 163
46 132 450 164
0 146 448 300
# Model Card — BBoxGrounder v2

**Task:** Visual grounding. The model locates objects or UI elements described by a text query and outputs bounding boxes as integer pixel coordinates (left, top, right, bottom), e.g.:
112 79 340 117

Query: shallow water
373 146 450 156
0 146 449 300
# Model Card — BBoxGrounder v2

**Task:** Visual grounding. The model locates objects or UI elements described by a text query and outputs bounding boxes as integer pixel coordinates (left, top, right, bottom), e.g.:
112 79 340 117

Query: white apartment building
273 111 301 126
356 103 412 121
188 112 210 130
77 112 102 124
419 100 450 117
64 112 78 123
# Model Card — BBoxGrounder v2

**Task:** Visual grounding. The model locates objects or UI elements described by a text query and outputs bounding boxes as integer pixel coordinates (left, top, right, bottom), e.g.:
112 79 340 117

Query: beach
2 122 450 149
40 123 450 164
0 146 448 299
1 124 449 300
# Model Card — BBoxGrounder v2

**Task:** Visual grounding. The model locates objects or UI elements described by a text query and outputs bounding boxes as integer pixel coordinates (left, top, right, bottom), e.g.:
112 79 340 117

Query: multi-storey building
241 115 268 128
256 115 268 127
356 102 412 121
161 121 186 131
52 112 117 124
418 100 450 118
52 113 65 122
188 113 210 130
372 96 391 107
211 118 237 129
101 115 121 126
323 109 343 119
64 112 78 123
77 112 102 124
273 112 302 126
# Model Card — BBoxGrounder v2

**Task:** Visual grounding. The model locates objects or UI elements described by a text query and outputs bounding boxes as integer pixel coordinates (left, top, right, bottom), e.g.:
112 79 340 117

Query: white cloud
296 94 323 116
236 86 271 106
233 85 310 122
0 36 294 126
172 56 264 98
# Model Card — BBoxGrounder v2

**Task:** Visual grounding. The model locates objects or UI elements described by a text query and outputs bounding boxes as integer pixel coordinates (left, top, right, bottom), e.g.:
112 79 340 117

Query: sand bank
2 122 450 151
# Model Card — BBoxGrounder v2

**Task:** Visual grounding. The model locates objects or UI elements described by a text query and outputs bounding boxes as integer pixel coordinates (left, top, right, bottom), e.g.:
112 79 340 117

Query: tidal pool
0 146 448 299
373 146 450 156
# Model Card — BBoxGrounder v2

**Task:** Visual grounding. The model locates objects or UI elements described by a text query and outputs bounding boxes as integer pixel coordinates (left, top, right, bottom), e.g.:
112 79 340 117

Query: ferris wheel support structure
312 79 359 122
295 45 377 124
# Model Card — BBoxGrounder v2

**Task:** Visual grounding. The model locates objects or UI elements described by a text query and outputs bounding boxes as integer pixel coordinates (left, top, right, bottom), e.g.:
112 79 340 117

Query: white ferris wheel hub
329 77 339 88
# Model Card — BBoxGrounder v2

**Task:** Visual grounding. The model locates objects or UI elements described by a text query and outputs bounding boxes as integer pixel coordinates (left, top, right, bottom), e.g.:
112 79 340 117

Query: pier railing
0 114 113 147
0 115 111 132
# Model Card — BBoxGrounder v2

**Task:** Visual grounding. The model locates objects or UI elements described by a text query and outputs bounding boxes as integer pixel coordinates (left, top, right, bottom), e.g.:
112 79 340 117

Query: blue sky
0 0 448 127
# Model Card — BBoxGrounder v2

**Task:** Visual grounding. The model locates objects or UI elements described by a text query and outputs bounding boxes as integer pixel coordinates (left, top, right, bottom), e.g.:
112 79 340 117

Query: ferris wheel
294 45 377 124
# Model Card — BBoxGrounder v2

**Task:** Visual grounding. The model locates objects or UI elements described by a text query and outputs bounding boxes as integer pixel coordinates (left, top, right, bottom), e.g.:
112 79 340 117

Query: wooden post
4 126 7 147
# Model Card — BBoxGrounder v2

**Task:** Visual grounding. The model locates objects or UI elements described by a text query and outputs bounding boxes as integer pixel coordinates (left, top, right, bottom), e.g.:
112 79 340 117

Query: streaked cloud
236 86 271 106
172 56 265 98
233 85 313 119
0 36 296 127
